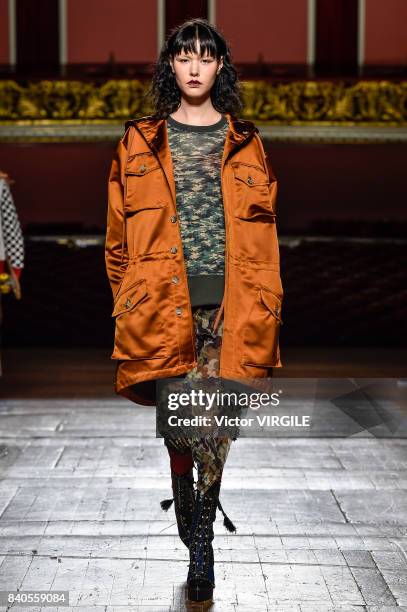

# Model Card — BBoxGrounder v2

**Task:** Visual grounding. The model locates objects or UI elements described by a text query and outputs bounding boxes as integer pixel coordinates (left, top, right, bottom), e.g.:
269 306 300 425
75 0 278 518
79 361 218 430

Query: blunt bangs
170 21 224 60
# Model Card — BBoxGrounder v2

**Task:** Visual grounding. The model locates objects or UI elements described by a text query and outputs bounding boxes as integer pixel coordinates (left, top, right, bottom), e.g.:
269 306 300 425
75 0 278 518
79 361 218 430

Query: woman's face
169 38 223 101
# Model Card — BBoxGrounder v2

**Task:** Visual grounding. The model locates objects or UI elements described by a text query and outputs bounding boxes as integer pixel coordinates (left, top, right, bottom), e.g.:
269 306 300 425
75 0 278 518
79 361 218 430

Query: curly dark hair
147 18 243 119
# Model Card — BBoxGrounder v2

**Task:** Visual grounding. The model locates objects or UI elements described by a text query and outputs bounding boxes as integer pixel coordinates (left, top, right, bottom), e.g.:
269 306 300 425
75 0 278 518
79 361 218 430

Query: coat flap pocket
236 201 276 220
260 287 283 322
112 279 147 317
125 152 160 176
232 163 270 186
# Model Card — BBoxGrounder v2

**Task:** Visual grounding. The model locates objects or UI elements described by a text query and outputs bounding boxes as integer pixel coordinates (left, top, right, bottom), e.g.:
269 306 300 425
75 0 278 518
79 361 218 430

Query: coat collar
125 112 258 207
125 112 258 159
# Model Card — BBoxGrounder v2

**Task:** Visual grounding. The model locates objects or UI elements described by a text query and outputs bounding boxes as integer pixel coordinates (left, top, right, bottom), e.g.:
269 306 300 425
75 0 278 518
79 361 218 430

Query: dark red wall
0 0 8 64
1 0 407 67
217 0 308 63
0 143 113 231
365 0 407 65
0 141 405 234
67 0 158 63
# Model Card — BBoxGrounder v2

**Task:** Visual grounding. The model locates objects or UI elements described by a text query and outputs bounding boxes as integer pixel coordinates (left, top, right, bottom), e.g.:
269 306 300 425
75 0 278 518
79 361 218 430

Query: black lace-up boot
186 480 220 603
160 468 195 548
186 478 237 603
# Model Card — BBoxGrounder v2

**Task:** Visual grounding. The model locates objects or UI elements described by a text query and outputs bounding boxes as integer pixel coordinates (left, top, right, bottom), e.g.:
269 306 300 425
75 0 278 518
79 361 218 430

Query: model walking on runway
105 18 283 606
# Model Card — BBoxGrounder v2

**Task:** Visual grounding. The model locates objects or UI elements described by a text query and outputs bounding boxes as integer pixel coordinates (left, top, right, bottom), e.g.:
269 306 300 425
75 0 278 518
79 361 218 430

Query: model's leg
162 437 196 549
158 373 196 549
186 306 236 604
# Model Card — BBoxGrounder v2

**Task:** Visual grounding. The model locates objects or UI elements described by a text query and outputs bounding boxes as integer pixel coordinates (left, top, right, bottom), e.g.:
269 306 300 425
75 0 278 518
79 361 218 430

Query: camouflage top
167 113 228 307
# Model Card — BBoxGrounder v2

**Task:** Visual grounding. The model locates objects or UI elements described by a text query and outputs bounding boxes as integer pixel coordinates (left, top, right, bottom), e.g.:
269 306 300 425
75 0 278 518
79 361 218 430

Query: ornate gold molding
0 79 406 125
0 79 150 122
0 79 406 143
242 80 407 125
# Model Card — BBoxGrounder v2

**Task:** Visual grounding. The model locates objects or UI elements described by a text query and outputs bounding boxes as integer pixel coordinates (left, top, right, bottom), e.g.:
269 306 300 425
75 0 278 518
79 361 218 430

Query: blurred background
0 0 406 397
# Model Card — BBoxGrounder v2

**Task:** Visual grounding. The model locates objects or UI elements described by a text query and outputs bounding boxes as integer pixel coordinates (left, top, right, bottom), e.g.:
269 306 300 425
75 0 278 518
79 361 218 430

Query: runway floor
0 348 406 610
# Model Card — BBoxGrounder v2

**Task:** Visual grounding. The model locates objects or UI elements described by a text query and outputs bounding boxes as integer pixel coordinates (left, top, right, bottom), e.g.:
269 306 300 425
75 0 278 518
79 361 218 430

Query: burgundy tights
167 446 194 475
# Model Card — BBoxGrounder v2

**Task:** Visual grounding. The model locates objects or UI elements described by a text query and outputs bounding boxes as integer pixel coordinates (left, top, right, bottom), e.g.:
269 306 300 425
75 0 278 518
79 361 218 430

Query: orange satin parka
105 112 283 406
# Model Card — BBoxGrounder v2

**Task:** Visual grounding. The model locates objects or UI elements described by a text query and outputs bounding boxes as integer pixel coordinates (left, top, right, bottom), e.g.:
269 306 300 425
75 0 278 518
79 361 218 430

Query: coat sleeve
254 132 284 368
105 128 131 301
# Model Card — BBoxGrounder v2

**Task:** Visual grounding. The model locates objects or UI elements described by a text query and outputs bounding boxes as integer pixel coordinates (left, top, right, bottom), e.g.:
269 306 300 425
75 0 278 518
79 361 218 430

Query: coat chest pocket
111 277 168 360
241 285 283 367
231 162 278 263
124 152 167 213
232 162 275 220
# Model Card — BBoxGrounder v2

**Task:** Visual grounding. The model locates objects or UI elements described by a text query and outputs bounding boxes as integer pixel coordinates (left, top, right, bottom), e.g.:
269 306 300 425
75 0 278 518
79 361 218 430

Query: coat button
172 276 179 284
124 297 132 308
175 307 182 315
170 215 177 223
139 164 147 173
247 175 254 185
170 246 177 254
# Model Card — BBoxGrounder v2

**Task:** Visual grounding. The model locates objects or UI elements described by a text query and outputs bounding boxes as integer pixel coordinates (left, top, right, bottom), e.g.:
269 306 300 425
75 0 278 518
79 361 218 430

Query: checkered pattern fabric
0 179 24 269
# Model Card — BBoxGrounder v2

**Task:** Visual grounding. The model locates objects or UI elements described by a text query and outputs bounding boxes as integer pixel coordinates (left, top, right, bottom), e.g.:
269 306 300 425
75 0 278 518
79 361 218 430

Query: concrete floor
0 349 406 610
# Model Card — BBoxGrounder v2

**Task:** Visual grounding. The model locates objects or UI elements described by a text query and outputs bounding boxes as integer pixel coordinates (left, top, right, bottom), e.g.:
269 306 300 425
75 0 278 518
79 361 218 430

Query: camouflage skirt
157 305 233 495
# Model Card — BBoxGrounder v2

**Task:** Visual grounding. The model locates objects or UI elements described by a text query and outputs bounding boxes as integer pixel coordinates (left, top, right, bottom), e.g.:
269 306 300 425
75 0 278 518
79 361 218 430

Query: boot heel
187 578 214 603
